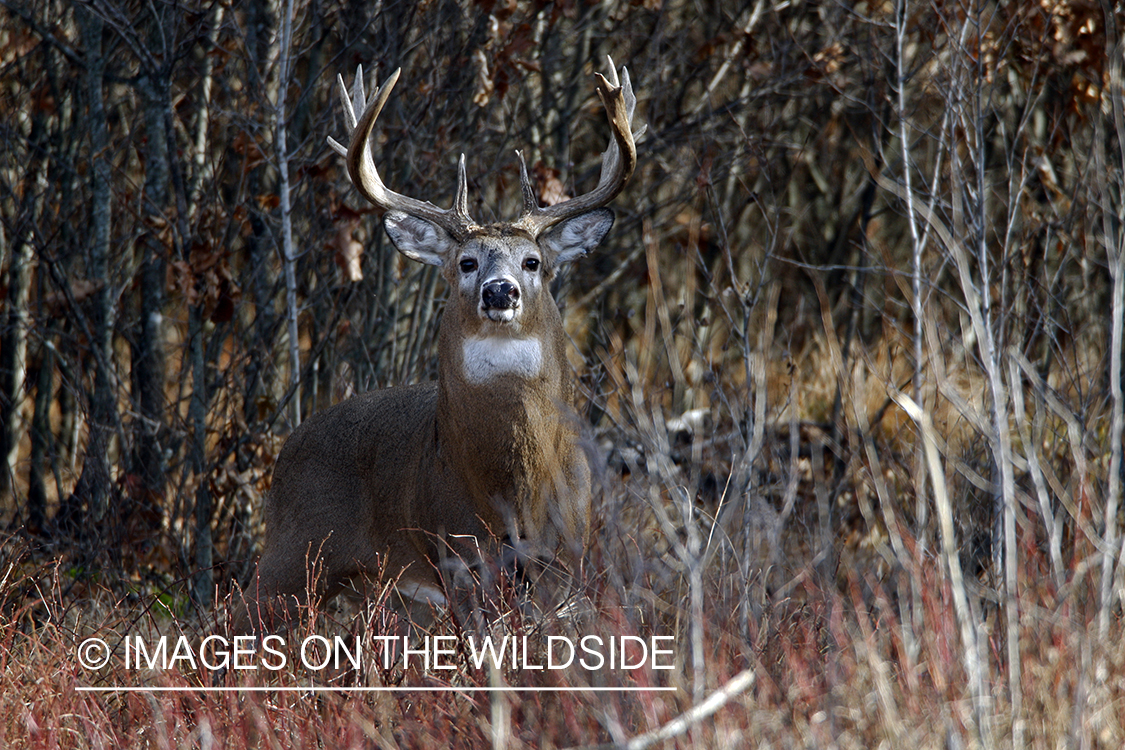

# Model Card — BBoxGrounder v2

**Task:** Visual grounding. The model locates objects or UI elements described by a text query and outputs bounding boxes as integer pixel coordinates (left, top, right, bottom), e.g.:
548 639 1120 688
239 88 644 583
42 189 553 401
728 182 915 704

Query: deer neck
436 320 575 444
434 317 581 529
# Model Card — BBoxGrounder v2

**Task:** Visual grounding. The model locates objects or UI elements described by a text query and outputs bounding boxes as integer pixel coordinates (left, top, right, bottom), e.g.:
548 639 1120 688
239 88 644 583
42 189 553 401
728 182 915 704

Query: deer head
326 59 638 334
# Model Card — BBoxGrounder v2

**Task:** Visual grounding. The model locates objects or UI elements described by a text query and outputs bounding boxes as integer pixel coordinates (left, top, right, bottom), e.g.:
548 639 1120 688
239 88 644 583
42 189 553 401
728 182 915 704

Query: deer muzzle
481 279 520 321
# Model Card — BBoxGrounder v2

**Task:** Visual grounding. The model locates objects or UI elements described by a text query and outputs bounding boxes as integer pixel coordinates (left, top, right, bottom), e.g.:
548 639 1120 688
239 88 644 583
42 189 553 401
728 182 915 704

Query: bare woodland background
2 0 1125 746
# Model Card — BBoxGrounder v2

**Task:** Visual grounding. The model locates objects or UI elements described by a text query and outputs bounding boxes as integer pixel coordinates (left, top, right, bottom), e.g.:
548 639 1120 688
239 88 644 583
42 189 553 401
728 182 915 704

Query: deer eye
523 257 541 272
459 258 478 273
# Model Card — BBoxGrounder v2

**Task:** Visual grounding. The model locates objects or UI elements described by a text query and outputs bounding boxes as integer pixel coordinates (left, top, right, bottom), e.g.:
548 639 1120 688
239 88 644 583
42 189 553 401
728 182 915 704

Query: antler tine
515 151 538 214
604 54 620 88
453 154 472 225
327 67 362 158
514 56 640 236
327 67 478 241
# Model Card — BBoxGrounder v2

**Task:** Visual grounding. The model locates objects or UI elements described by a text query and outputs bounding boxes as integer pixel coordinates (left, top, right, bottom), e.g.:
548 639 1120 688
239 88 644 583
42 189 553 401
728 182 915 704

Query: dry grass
5 329 1125 749
4 536 1124 748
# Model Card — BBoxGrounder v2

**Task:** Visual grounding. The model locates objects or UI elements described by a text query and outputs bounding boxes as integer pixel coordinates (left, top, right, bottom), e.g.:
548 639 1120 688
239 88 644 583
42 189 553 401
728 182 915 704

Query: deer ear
383 211 457 266
541 208 615 265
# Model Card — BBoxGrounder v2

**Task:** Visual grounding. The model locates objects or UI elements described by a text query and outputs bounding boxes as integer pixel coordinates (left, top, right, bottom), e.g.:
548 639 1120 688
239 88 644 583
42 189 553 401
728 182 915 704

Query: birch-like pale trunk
276 0 301 427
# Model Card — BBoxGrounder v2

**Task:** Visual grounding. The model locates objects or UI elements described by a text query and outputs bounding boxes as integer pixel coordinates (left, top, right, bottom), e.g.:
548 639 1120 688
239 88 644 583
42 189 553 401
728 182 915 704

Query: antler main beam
327 66 479 241
514 57 642 236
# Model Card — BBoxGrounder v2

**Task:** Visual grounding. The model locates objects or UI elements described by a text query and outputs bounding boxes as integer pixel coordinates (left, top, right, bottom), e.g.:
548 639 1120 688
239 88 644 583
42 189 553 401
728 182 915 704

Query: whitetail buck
238 58 640 633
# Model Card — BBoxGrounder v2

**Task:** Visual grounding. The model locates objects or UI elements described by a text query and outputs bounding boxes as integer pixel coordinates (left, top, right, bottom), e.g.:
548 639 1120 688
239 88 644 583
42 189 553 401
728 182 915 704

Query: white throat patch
462 337 543 384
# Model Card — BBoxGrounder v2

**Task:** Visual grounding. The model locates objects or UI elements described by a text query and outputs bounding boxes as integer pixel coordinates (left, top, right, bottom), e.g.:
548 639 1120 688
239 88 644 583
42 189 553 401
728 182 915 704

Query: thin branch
570 669 756 750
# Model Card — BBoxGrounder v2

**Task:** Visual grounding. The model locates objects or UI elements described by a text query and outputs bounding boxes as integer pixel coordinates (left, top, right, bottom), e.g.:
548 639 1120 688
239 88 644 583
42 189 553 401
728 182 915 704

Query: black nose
482 279 520 309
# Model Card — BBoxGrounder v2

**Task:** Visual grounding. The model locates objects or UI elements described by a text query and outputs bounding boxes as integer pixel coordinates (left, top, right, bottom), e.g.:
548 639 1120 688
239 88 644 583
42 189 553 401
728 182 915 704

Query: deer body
241 59 638 631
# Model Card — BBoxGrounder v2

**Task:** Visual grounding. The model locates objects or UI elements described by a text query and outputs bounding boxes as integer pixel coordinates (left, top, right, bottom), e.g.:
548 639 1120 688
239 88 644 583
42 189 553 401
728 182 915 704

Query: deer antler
513 56 642 237
327 66 480 241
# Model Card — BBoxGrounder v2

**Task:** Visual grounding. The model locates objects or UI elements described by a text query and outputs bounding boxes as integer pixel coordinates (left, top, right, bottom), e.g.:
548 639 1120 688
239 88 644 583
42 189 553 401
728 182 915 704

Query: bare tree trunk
0 96 48 508
276 0 301 427
0 198 32 504
1097 29 1125 640
187 4 225 216
27 337 53 531
68 6 117 526
190 304 213 607
240 0 283 431
131 73 171 499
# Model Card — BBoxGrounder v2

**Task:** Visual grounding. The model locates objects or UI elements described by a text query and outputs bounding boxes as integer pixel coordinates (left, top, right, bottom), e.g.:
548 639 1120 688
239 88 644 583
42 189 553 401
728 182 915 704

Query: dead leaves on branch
230 130 265 171
167 244 241 324
532 161 568 206
330 202 367 282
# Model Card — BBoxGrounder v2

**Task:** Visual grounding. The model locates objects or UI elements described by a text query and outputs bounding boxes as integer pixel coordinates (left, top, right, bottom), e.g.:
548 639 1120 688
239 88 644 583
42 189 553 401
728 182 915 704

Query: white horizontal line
77 686 677 693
